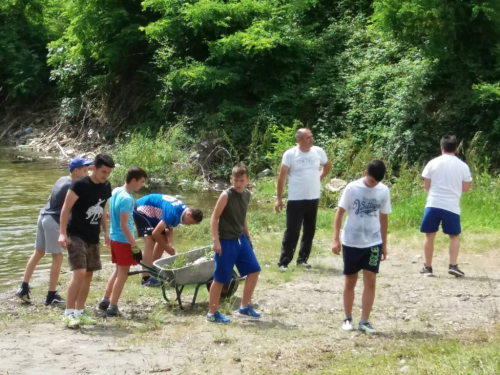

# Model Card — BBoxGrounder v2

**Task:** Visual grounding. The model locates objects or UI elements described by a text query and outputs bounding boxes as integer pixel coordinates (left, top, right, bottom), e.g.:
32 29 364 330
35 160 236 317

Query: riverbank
1 227 499 374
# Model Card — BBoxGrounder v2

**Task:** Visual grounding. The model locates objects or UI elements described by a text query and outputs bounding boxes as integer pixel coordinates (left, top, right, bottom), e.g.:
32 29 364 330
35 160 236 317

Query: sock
207 312 214 317
240 305 248 310
47 291 57 297
345 315 352 321
64 309 74 316
360 318 369 325
21 282 29 289
101 296 110 304
74 309 84 317
142 276 150 282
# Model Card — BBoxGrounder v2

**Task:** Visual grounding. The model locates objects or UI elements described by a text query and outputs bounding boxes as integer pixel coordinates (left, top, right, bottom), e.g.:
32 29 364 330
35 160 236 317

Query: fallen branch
55 141 69 158
0 120 18 141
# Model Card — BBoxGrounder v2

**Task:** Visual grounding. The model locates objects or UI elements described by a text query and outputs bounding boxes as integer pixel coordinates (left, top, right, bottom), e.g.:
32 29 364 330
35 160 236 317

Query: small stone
400 365 410 373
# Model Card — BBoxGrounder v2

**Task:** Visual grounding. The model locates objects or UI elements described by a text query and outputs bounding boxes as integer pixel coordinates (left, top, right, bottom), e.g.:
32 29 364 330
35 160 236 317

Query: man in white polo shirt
420 135 472 277
275 128 331 271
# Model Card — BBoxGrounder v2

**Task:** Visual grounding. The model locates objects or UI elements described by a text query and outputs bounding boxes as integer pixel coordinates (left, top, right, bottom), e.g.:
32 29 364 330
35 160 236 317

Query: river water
0 147 227 290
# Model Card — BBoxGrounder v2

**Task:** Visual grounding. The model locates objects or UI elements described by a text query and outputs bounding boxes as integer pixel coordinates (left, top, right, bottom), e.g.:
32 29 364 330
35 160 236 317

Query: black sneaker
297 262 312 269
15 285 31 303
98 300 110 312
45 292 66 306
106 306 120 318
448 264 465 277
420 265 433 277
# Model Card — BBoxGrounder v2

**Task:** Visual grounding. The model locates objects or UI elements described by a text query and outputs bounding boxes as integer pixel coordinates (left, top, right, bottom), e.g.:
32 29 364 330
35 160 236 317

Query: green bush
109 125 200 189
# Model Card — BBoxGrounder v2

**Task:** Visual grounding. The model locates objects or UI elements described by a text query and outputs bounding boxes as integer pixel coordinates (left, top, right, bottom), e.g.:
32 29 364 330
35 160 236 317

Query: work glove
132 245 142 263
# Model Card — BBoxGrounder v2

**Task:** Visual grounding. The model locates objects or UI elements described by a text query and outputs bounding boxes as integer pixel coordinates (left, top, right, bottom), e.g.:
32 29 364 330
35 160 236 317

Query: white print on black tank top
86 199 105 224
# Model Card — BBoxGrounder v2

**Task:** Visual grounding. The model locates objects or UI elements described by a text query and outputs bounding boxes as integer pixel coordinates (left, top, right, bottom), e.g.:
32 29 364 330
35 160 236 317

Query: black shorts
132 210 164 237
342 244 382 275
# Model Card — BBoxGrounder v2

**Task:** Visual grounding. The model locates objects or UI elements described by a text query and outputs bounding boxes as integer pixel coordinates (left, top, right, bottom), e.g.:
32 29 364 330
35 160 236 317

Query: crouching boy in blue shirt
207 163 261 323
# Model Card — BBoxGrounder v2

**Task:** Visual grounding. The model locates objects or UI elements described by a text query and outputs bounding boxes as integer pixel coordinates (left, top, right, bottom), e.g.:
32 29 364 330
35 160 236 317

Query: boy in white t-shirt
420 135 472 277
332 160 391 334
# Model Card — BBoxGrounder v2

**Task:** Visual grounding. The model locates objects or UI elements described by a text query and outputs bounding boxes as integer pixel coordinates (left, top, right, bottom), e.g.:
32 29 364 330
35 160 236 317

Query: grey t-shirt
218 187 250 240
40 176 72 224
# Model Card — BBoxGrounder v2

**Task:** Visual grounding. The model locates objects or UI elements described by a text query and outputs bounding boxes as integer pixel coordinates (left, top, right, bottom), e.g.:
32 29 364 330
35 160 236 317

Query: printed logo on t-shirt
353 198 381 217
162 195 184 206
86 199 105 224
296 157 317 166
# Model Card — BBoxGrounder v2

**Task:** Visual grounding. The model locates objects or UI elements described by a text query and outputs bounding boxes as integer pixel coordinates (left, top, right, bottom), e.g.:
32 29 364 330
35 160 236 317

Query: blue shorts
420 207 461 235
342 244 382 275
214 235 261 284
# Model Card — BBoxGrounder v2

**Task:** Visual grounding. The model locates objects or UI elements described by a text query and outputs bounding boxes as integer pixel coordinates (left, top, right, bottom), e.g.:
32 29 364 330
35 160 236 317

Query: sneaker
279 266 288 272
236 305 261 319
15 285 31 303
206 311 231 324
78 311 97 325
98 300 110 312
448 264 465 277
63 314 80 329
358 321 376 334
297 262 312 269
45 292 66 306
106 306 120 318
342 318 353 331
420 265 434 277
141 277 162 287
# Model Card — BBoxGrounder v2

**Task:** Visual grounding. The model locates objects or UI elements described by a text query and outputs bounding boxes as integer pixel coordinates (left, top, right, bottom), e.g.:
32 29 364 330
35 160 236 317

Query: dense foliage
2 0 500 170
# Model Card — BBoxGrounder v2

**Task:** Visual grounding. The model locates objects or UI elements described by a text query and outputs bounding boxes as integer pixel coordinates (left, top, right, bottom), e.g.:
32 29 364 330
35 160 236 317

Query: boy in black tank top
207 163 261 323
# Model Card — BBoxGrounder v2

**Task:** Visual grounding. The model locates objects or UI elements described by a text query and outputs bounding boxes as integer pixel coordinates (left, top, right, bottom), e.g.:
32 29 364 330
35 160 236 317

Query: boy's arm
58 190 79 248
275 164 289 212
120 212 137 247
423 178 431 192
380 213 388 260
243 219 253 248
152 221 175 255
101 205 109 246
211 192 228 255
331 208 345 255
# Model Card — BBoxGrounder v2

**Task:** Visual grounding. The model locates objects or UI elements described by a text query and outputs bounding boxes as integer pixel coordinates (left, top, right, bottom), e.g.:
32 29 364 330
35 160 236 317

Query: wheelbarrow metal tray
154 246 214 286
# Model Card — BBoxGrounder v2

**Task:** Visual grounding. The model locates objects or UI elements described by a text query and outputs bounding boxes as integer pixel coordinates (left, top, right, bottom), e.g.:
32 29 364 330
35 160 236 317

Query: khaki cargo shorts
67 235 102 272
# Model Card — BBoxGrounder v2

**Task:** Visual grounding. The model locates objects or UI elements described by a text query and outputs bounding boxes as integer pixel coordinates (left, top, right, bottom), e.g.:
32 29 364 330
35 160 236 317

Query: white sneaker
358 321 376 334
342 318 353 331
63 314 80 329
279 266 288 272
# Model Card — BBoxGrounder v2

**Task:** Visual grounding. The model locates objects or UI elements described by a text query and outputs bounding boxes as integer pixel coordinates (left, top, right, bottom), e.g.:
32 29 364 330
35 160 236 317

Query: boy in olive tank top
207 163 261 323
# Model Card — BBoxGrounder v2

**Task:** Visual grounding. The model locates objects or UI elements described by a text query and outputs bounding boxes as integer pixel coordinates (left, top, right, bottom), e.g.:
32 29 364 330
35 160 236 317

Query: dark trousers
278 199 319 267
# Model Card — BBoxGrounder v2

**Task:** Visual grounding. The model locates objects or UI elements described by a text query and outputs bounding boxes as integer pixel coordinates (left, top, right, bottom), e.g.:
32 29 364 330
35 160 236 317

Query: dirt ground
0 242 499 375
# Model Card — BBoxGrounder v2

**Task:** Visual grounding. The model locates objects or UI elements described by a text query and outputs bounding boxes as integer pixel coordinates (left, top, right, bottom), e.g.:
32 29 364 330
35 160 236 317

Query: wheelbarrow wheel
206 270 239 299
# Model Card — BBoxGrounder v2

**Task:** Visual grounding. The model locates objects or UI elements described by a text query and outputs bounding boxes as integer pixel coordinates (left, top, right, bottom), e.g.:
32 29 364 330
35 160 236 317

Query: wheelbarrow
129 246 241 310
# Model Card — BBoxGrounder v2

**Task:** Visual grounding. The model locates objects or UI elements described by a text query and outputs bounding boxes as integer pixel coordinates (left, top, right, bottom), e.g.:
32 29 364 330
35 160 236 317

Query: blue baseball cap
69 157 93 172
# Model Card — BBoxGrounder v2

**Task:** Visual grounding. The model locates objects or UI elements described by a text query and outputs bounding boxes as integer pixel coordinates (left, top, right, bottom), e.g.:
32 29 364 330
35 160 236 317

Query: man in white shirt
420 135 472 277
332 160 391 334
275 128 331 271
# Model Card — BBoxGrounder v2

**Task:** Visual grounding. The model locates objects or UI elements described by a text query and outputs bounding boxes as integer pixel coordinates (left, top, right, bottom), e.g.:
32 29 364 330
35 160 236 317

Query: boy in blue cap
133 194 203 286
207 163 261 323
16 157 92 305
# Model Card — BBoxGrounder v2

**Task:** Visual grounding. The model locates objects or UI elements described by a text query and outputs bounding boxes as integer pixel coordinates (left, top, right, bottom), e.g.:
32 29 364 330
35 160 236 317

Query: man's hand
212 240 222 255
132 245 142 262
381 244 387 261
275 199 284 213
165 244 176 256
58 234 68 249
103 232 110 247
332 239 341 255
